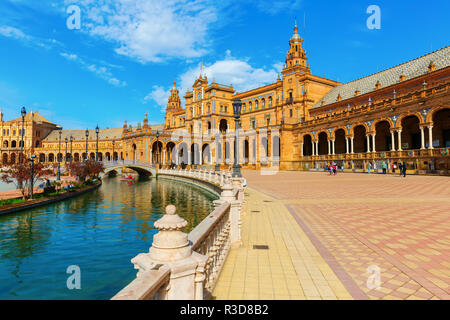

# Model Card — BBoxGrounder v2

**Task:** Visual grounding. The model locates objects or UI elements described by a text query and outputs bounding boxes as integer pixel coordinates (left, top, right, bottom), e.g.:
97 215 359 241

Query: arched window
261 98 265 109
255 100 259 110
249 101 252 111
243 103 246 113
268 96 273 107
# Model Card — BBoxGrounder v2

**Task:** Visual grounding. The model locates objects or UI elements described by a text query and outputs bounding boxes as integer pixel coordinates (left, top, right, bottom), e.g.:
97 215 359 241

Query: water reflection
0 176 218 300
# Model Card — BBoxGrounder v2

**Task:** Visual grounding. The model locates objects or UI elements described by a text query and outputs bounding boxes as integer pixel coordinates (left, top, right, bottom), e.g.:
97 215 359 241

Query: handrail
189 202 231 250
111 267 170 300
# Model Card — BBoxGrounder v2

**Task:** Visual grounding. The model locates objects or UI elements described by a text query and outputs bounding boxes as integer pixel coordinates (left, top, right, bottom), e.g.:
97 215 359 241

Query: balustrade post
125 205 208 300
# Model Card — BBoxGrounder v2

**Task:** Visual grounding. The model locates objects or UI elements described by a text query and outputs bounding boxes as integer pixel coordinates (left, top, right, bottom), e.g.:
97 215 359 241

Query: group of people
367 161 408 177
325 163 338 176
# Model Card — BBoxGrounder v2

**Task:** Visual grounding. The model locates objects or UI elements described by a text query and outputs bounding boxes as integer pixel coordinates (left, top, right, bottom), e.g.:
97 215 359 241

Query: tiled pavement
212 171 450 300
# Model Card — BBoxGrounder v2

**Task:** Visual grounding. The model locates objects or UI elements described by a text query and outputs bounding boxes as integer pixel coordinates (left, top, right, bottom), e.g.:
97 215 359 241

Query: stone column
332 139 335 155
345 138 349 154
366 135 371 153
315 141 319 156
312 141 315 156
371 133 376 153
397 130 402 151
328 139 331 155
300 142 304 157
390 131 395 151
420 126 425 150
428 126 434 149
351 137 354 154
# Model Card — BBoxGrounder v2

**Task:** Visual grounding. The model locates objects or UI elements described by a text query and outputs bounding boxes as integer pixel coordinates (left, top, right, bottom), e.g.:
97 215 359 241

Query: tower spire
294 17 298 34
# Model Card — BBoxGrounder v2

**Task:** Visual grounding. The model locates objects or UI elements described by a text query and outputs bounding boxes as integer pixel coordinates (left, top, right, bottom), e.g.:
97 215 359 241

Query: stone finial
150 205 191 262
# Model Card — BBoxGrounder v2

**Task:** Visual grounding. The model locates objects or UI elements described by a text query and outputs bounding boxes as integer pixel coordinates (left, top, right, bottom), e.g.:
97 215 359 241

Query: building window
224 106 227 113
249 101 252 111
290 109 293 117
243 103 246 112
255 100 259 110
262 98 265 109
268 96 272 107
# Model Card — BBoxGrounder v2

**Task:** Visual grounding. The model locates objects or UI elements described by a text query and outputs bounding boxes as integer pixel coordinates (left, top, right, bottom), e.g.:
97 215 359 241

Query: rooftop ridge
342 45 450 86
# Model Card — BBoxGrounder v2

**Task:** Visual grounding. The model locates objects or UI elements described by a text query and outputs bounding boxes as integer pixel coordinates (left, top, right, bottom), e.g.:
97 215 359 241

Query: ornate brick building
4 22 449 174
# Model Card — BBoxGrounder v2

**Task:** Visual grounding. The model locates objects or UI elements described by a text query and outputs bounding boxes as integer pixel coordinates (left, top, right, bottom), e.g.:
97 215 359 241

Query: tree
68 160 104 182
1 160 53 199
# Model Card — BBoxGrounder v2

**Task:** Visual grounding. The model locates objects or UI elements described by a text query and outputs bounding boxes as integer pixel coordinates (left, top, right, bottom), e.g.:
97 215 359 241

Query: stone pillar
366 135 371 153
351 137 354 154
428 126 434 149
345 138 349 154
328 139 331 155
371 133 376 153
312 141 315 156
397 130 402 151
420 126 425 150
163 150 166 165
315 141 319 156
300 142 304 157
390 131 396 151
332 139 335 155
127 205 208 300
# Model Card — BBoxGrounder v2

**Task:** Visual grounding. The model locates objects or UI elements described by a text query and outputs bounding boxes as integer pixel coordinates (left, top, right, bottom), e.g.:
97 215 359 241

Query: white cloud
60 52 127 87
179 50 280 94
144 50 281 109
0 25 62 49
65 0 218 63
144 85 171 112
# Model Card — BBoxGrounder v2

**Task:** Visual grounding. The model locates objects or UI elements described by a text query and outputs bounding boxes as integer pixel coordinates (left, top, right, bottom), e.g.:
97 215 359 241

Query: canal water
0 176 218 300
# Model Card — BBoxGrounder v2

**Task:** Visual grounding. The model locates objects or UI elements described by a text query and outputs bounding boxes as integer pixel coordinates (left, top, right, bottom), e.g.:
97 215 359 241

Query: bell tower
283 19 310 74
167 80 182 112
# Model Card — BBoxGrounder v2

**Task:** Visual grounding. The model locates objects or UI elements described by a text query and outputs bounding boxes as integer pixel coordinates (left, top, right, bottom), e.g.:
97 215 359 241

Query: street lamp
20 106 26 163
215 133 220 171
65 137 68 164
85 129 89 161
95 125 99 162
30 154 36 199
70 136 73 163
232 98 242 178
156 131 160 167
112 140 115 162
57 130 62 181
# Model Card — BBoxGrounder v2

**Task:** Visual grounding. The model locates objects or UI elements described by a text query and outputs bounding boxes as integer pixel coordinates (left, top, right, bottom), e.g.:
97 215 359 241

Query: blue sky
0 0 449 130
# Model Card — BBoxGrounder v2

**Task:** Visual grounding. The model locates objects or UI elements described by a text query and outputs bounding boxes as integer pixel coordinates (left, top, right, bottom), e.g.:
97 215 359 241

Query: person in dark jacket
402 162 407 177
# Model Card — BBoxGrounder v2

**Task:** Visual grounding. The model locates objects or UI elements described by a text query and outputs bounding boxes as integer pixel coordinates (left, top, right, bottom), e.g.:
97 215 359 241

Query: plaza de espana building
1 22 449 174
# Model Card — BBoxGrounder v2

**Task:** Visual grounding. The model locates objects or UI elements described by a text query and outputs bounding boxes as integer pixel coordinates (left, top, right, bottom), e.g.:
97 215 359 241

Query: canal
0 176 218 300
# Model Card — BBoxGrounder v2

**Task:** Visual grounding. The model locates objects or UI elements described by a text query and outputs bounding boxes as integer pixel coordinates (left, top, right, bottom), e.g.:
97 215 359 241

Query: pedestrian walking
367 162 371 174
382 161 387 174
392 163 396 173
333 164 337 176
402 161 407 177
398 163 403 176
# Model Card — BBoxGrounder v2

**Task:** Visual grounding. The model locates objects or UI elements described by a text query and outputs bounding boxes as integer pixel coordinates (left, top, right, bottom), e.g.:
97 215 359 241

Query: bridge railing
111 169 245 300
102 160 156 168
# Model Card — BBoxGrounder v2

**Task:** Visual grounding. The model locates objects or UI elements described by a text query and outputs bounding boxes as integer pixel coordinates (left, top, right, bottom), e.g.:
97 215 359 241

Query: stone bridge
102 160 157 176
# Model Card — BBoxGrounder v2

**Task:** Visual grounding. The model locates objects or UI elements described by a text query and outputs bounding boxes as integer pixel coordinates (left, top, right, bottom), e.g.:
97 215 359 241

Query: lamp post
95 125 99 162
156 131 160 166
70 136 73 163
232 98 242 178
65 137 68 165
20 106 26 163
85 129 89 161
215 133 220 171
112 140 115 162
57 130 62 181
30 154 36 199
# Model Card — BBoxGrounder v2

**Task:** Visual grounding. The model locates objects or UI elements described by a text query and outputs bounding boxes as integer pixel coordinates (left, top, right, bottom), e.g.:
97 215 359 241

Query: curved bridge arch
102 161 156 176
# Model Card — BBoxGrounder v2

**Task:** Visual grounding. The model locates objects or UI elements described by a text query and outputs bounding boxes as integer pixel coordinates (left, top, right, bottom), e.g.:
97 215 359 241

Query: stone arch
48 153 55 162
272 135 280 160
152 141 163 164
427 105 450 123
373 118 394 130
353 125 367 153
243 139 249 163
351 123 369 136
166 142 176 165
400 115 421 150
431 107 450 148
3 141 8 148
11 140 17 148
397 112 425 127
191 143 200 166
74 153 80 162
39 153 45 163
10 153 16 164
178 142 188 166
105 152 111 161
334 129 346 154
202 143 210 164
219 119 228 134
2 153 8 164
375 120 392 151
303 134 313 156
317 132 329 155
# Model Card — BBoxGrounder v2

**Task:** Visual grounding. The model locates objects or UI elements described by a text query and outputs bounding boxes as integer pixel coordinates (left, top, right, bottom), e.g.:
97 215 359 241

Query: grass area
0 179 99 207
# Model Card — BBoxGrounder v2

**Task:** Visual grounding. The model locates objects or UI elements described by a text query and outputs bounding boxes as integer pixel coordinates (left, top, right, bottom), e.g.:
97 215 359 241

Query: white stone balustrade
113 168 245 300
